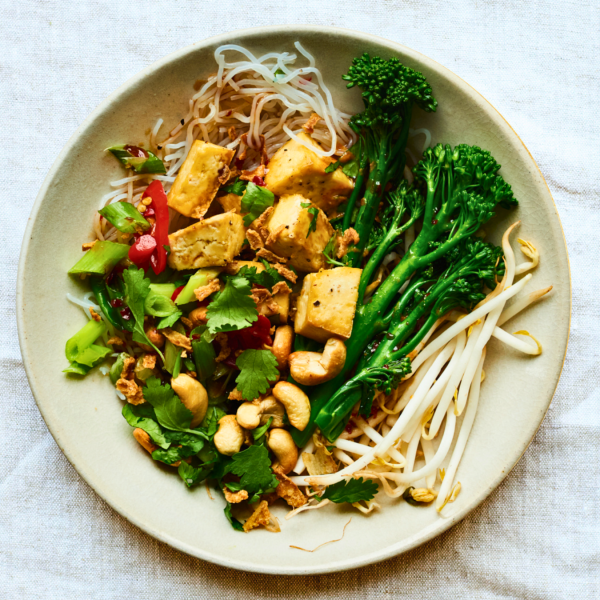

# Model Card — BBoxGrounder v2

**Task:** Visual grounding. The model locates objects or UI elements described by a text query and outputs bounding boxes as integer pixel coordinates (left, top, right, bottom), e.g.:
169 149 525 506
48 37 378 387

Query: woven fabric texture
1 1 599 598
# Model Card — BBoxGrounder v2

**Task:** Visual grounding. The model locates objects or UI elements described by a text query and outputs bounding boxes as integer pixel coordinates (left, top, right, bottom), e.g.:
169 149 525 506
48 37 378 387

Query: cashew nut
288 338 347 386
214 415 244 456
189 306 208 326
171 373 208 428
133 428 157 454
272 325 294 368
236 395 286 429
272 381 311 431
267 428 298 474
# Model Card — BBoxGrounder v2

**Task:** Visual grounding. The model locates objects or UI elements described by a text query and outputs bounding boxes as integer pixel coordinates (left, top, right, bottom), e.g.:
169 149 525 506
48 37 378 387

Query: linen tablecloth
1 1 598 597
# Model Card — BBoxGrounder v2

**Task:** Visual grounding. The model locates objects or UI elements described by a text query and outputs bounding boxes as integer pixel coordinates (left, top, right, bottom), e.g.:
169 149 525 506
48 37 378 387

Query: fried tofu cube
264 133 354 213
226 260 289 324
294 267 362 343
167 212 244 270
265 194 334 273
167 140 234 219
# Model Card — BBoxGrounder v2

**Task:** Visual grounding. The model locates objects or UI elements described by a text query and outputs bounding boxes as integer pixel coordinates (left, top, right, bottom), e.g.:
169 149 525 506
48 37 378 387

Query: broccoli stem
342 153 368 232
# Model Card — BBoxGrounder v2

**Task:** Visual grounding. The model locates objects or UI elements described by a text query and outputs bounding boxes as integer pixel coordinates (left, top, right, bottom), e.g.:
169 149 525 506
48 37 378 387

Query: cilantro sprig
321 478 379 504
122 266 164 359
206 275 258 334
236 260 286 292
235 349 279 401
224 444 279 502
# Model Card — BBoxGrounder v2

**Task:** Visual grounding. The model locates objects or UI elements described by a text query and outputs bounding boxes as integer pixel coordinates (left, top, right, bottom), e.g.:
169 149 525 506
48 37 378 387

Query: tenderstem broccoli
292 141 517 447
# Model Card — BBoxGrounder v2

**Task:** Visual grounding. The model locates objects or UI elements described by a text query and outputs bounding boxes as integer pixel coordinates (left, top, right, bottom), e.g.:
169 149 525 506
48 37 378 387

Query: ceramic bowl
17 25 570 574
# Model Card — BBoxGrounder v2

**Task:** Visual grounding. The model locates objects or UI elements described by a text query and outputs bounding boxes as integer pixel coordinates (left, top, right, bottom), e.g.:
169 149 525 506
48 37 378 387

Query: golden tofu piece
266 194 334 273
226 260 289 324
167 140 234 219
217 192 243 214
168 212 244 270
264 133 354 213
294 267 362 343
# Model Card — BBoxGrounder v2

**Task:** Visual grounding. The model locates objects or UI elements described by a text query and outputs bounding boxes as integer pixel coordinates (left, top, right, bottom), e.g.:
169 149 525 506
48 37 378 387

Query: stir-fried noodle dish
65 42 551 533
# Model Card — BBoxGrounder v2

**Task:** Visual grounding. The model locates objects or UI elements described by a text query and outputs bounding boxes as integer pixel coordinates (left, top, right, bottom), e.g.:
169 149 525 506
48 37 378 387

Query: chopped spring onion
107 144 166 174
98 201 151 233
175 268 221 305
68 241 129 275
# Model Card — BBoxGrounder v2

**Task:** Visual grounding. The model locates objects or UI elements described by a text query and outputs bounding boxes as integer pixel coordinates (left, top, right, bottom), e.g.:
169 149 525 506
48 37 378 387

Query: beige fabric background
2 1 599 598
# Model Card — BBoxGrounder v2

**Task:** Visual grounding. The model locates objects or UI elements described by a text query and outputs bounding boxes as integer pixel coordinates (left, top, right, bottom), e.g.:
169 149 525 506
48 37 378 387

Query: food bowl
17 25 570 574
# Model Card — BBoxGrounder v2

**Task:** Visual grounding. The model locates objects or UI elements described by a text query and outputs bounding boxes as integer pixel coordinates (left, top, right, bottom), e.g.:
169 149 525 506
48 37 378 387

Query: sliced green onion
144 291 178 318
107 145 166 174
110 352 130 384
175 268 221 305
65 319 107 363
75 344 111 367
98 201 150 233
68 241 129 275
163 340 182 375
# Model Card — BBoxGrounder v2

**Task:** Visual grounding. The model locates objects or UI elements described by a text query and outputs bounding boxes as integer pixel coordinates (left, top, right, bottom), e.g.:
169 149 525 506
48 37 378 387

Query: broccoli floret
340 54 437 265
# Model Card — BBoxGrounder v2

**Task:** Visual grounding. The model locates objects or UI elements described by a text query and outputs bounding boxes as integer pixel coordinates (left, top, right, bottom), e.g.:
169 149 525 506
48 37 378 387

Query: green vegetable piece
236 260 285 292
107 145 166 174
206 275 258 334
109 352 129 384
156 311 182 330
65 319 107 363
74 344 111 368
98 201 150 234
175 268 221 305
122 266 164 359
224 445 279 497
241 182 275 227
301 202 319 237
191 325 216 384
178 461 213 488
224 502 244 531
144 290 178 318
68 241 129 275
321 478 379 504
221 178 248 196
235 349 279 401
252 417 273 445
149 283 176 298
143 377 207 437
163 340 182 375
122 404 170 449
63 362 92 376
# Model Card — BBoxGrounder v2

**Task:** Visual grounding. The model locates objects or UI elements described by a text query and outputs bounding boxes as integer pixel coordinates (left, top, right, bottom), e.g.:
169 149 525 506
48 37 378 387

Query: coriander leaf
323 234 346 267
206 276 258 334
143 377 208 438
235 349 279 401
235 259 284 292
178 461 213 488
123 266 164 359
157 311 182 329
163 431 205 454
324 158 341 173
221 178 248 196
122 404 170 449
342 156 360 178
321 477 379 504
151 447 184 465
225 444 279 496
224 502 244 531
241 182 275 227
300 202 319 237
